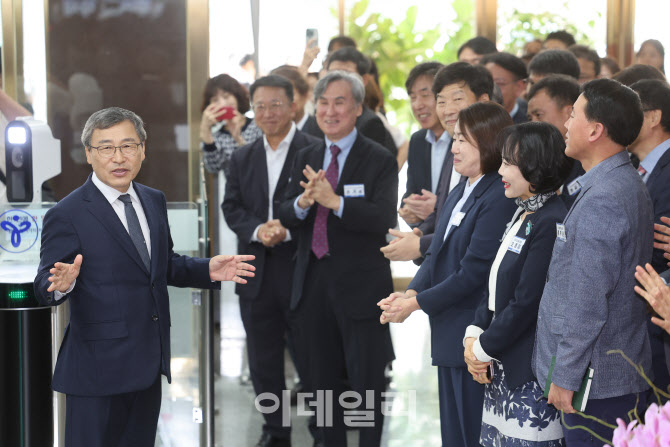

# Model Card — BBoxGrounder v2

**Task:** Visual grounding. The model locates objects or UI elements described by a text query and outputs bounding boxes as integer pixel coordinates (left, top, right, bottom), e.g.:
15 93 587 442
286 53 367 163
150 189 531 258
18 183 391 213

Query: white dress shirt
251 122 295 242
55 173 151 299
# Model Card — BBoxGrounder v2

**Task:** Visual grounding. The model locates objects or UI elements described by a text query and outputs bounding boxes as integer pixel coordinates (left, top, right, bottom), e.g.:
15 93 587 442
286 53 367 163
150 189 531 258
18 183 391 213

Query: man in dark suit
223 75 319 447
301 47 398 157
381 62 493 262
278 70 397 447
533 80 653 446
34 107 255 447
481 52 529 124
396 62 445 228
527 75 585 207
629 79 670 396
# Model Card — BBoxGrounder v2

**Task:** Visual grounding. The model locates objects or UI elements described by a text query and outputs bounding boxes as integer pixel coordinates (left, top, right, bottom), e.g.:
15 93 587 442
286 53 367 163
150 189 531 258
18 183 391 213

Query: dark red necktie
311 144 341 259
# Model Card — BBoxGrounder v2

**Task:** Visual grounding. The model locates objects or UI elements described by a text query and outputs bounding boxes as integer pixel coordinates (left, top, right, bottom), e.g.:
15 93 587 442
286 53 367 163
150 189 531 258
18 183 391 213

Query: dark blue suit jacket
34 176 218 397
222 130 319 299
470 195 567 389
278 133 398 319
646 146 670 273
409 172 516 367
403 129 432 200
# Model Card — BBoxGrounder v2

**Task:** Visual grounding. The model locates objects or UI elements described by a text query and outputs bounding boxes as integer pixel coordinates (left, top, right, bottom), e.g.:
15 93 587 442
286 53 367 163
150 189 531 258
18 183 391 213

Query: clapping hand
654 216 670 267
402 190 437 221
299 165 340 210
635 263 670 334
380 228 422 261
259 219 288 247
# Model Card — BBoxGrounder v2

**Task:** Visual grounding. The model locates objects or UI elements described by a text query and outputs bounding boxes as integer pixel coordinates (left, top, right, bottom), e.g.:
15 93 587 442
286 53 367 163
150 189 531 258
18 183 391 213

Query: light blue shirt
639 137 670 183
425 129 451 192
293 128 358 220
443 175 483 241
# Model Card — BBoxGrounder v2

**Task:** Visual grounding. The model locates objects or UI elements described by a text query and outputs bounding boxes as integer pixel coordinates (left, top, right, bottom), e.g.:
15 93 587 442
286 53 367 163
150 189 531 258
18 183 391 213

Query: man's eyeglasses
252 101 285 114
89 142 143 158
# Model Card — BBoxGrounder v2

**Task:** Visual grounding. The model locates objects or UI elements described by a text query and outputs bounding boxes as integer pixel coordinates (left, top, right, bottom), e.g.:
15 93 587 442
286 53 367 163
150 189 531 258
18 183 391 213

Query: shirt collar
577 150 630 191
639 137 670 176
91 172 139 205
425 128 451 145
464 175 484 192
263 122 296 154
325 127 358 154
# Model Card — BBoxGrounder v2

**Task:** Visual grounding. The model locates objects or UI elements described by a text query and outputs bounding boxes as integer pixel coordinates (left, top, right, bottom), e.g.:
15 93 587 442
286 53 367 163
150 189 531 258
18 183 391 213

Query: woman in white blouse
463 122 573 446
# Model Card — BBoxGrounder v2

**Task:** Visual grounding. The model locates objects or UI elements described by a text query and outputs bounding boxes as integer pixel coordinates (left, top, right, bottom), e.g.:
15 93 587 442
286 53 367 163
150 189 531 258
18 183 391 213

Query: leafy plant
339 0 475 134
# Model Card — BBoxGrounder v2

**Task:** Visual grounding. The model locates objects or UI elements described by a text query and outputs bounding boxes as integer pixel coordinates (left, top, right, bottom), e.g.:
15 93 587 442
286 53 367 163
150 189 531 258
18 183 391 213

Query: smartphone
306 28 319 48
216 106 235 122
486 364 494 380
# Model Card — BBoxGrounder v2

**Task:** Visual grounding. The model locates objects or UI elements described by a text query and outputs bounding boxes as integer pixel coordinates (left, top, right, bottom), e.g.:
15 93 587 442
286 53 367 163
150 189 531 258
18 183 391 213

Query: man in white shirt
222 75 320 447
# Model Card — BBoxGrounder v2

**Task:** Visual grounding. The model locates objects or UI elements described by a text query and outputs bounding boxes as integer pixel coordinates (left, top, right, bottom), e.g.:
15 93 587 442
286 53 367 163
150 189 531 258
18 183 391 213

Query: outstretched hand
47 254 83 293
209 255 256 284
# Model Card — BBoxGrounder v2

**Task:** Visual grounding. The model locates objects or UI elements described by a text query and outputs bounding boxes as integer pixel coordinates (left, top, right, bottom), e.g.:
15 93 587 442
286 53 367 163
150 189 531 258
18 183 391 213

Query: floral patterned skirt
480 360 565 447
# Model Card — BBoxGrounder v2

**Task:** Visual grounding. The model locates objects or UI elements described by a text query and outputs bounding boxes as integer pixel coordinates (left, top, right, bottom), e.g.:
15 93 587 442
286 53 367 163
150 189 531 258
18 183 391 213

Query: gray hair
313 70 365 105
81 107 147 148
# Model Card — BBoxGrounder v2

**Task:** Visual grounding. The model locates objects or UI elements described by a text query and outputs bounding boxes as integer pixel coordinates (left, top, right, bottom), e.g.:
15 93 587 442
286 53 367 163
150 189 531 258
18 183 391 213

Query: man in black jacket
223 75 319 447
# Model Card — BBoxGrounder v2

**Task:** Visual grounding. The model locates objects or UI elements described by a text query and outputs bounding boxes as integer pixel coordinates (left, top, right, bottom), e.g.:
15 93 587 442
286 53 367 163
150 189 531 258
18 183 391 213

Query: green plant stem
561 411 613 446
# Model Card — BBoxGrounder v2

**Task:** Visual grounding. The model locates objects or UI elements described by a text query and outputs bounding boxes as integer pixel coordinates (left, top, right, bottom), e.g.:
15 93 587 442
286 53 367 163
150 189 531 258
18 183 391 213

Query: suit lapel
251 141 270 216
438 173 496 253
337 134 366 193
275 133 302 202
82 177 150 275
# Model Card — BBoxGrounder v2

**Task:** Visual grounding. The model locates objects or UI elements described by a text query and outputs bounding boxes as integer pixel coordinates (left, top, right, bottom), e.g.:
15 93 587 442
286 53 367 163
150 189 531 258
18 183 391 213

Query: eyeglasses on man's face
252 101 286 114
89 142 143 158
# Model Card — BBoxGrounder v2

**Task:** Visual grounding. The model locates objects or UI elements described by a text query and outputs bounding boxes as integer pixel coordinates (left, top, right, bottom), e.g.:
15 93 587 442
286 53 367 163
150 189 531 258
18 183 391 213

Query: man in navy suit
34 107 255 447
527 75 585 207
381 62 493 262
629 79 670 396
532 80 653 446
278 70 397 447
223 76 319 447
481 52 529 124
397 62 445 228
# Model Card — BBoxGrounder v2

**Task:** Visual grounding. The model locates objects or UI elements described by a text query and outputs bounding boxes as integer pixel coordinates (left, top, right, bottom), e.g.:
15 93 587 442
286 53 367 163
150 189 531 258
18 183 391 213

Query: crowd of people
201 31 670 447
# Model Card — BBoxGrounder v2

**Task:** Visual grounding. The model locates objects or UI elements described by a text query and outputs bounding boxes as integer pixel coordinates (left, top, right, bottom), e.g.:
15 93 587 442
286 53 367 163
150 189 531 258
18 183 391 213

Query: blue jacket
34 176 218 396
533 151 654 399
409 172 516 367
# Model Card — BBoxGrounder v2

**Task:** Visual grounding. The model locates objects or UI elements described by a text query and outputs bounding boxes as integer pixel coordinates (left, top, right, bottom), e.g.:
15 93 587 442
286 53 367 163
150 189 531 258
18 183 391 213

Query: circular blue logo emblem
0 209 39 253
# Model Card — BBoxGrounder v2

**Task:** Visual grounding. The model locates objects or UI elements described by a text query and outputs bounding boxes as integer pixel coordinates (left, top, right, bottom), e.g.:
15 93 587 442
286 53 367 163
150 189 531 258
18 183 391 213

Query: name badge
344 184 365 198
556 223 567 241
452 211 466 226
567 177 582 196
507 236 526 254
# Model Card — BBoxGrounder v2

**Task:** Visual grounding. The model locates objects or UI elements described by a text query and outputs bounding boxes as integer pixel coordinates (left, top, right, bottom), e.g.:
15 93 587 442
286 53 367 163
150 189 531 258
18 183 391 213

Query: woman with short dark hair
464 121 572 446
199 73 262 176
379 102 517 447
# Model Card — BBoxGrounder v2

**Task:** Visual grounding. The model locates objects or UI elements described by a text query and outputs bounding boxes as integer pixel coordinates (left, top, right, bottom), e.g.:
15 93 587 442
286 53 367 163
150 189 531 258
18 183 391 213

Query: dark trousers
293 255 394 447
562 391 648 446
239 250 294 439
65 374 162 447
437 365 485 447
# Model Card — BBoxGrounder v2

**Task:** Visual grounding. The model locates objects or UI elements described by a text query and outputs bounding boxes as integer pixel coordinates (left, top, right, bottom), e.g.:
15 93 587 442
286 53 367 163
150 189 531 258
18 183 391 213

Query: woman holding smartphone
200 74 262 177
379 102 516 447
463 122 572 446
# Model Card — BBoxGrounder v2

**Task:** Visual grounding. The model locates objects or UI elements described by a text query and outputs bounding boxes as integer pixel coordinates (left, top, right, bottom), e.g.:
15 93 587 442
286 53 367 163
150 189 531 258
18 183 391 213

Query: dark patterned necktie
311 144 341 259
118 194 151 271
